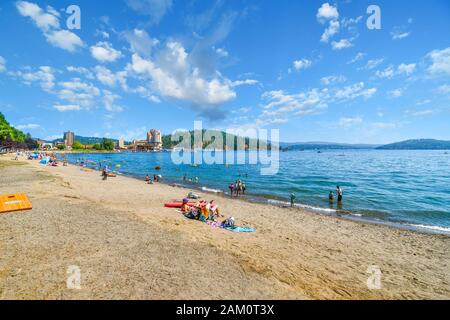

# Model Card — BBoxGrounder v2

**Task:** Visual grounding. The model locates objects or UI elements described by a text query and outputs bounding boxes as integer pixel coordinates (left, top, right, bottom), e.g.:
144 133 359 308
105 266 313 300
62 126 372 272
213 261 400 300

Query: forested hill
377 139 450 150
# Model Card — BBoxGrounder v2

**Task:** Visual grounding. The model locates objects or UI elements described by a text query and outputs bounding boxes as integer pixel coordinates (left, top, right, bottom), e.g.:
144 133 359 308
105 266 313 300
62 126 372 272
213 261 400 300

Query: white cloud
391 31 410 40
216 48 229 58
126 0 172 24
334 82 377 100
388 89 403 98
317 3 339 21
293 59 312 71
253 82 376 127
427 47 450 75
365 58 384 70
16 1 83 53
321 20 340 43
339 116 363 127
57 78 101 108
410 109 434 117
66 66 94 79
45 30 84 53
230 79 258 87
16 1 59 31
94 66 127 87
347 52 365 64
90 42 123 63
123 29 159 57
437 84 450 94
376 63 416 78
15 123 40 130
103 90 124 112
0 56 6 72
12 66 56 92
375 66 395 79
397 63 416 75
331 39 353 50
53 104 81 112
129 41 237 118
320 75 346 85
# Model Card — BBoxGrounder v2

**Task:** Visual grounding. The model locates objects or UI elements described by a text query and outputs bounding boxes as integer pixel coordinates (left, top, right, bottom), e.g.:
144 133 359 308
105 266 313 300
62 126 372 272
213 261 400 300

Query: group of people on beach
145 174 162 184
228 180 246 197
180 199 222 222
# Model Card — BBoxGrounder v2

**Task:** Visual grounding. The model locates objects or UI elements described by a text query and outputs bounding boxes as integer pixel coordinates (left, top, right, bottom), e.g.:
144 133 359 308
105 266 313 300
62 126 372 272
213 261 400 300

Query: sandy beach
0 155 449 300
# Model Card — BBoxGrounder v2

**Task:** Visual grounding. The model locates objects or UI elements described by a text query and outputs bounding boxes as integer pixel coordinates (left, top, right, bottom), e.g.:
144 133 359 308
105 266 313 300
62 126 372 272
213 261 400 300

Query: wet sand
0 155 449 299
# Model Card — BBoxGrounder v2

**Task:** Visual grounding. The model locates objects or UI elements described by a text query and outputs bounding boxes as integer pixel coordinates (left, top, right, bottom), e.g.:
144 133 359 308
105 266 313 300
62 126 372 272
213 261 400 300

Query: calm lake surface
62 150 450 234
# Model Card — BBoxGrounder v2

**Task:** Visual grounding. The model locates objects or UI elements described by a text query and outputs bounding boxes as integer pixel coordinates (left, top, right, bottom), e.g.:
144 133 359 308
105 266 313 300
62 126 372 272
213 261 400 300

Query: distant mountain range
281 139 450 151
47 135 450 151
376 139 450 150
280 142 379 151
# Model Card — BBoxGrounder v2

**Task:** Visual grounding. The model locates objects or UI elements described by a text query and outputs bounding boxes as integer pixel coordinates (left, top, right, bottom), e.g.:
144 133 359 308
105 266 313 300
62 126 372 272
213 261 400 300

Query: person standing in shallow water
336 186 343 203
290 193 296 207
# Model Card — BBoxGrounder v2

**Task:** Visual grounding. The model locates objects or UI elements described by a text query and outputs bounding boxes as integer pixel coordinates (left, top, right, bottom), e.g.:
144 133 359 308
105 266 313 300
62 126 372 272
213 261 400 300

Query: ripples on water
63 150 450 233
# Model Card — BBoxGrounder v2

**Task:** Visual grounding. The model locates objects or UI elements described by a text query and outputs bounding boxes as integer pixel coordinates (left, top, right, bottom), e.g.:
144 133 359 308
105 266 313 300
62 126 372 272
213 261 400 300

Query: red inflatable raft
164 202 195 208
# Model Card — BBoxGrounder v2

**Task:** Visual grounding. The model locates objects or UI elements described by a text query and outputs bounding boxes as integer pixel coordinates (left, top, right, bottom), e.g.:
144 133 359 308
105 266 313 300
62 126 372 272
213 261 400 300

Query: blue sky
0 0 449 144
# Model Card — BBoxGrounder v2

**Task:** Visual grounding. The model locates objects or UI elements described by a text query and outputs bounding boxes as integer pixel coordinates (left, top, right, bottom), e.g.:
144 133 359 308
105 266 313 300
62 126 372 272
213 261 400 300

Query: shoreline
1 154 449 299
59 153 450 237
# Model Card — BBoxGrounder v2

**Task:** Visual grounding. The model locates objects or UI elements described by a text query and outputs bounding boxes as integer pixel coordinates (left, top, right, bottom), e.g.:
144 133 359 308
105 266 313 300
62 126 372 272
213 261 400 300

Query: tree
72 141 84 149
57 144 66 150
101 138 115 151
93 143 102 150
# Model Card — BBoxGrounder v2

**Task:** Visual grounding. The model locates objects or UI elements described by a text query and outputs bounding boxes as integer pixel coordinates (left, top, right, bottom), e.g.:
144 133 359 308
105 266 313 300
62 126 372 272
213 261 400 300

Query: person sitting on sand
209 200 221 220
180 198 191 213
145 175 151 184
102 166 108 180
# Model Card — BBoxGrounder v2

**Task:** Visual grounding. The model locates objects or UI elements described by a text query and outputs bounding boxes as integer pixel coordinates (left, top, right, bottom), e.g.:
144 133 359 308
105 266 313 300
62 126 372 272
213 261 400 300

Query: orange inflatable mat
0 194 33 213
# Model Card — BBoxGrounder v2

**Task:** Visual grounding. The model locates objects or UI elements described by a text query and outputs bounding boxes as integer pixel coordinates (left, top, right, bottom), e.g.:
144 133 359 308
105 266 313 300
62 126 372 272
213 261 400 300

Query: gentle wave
407 224 450 233
267 199 336 213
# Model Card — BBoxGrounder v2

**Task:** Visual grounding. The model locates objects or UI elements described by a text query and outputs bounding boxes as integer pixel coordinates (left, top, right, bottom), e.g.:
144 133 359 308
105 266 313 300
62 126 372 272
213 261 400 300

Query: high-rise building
63 131 75 147
118 138 125 149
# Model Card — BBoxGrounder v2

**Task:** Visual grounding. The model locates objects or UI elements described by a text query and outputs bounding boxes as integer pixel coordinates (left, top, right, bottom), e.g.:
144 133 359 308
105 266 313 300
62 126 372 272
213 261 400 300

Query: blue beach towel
224 226 256 233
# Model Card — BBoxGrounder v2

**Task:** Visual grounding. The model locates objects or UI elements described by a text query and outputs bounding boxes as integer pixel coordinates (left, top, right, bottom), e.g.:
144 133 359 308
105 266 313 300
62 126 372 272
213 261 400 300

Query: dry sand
0 155 449 300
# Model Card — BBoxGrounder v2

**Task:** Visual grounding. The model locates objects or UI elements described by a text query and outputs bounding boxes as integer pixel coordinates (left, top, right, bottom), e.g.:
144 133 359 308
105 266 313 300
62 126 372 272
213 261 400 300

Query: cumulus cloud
123 29 159 57
103 90 124 112
126 0 172 24
427 47 450 75
129 41 238 119
56 78 101 108
293 59 312 71
316 3 339 21
331 39 353 50
376 63 416 78
45 30 84 52
253 82 376 127
321 20 340 43
16 1 83 52
11 66 56 92
90 42 123 63
16 1 59 31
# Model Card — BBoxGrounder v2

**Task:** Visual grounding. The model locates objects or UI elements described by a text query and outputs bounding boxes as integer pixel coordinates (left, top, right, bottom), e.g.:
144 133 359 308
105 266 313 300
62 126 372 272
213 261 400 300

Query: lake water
62 150 450 234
